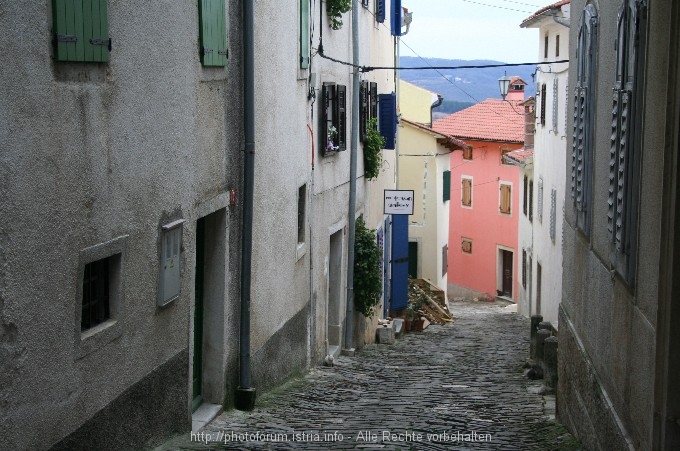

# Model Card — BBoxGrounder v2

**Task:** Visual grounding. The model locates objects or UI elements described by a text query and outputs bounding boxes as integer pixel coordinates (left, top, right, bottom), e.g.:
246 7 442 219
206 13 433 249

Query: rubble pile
407 278 455 326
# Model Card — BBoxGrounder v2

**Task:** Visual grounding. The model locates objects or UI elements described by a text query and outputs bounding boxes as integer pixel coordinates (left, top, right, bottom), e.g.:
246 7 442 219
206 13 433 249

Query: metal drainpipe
551 12 570 28
430 94 443 127
343 0 360 354
235 0 256 411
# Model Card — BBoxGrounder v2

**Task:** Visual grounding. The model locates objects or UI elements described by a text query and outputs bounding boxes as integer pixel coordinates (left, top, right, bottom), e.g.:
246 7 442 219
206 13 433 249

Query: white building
514 0 570 327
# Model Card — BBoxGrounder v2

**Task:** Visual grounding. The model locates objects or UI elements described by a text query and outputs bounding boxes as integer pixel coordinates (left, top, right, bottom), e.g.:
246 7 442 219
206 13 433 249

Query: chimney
506 76 527 101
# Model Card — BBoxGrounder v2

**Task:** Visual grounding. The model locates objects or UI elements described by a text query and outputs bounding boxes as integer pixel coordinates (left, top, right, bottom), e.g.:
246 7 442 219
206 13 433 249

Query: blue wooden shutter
391 0 402 36
379 93 397 150
199 0 227 67
52 0 110 62
300 0 310 69
391 214 409 311
376 0 386 23
443 170 451 202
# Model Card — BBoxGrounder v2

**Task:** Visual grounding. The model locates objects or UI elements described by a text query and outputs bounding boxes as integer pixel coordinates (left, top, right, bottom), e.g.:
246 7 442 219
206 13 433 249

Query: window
360 81 379 142
463 147 473 160
572 3 598 235
300 0 310 68
550 188 557 243
556 34 560 58
461 238 472 254
537 177 544 223
298 184 307 243
523 175 528 216
76 236 126 357
159 220 184 306
376 0 385 23
443 170 451 202
500 183 512 215
544 33 549 59
552 78 559 133
608 0 646 285
390 0 402 36
81 258 111 331
321 82 347 154
461 177 472 208
522 249 527 289
529 179 533 222
540 83 547 126
442 244 448 277
379 93 397 150
199 0 228 66
52 0 110 62
500 148 512 165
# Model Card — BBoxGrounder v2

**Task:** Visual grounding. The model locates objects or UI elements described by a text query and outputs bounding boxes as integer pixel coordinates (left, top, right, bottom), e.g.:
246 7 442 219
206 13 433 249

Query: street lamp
498 72 510 100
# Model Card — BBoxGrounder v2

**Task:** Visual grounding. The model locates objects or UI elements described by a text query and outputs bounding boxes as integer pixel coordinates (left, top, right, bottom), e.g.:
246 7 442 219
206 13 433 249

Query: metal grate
81 257 110 331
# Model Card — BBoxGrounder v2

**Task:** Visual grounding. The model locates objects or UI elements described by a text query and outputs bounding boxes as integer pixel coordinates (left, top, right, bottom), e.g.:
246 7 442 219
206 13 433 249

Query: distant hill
399 56 537 114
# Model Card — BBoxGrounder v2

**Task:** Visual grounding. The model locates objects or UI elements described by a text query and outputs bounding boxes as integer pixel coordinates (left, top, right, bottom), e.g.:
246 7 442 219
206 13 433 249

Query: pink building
433 81 525 301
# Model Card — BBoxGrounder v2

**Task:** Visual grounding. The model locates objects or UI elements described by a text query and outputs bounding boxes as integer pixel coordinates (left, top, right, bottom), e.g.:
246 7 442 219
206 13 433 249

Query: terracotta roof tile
401 118 471 151
521 0 570 28
504 148 534 164
432 99 525 143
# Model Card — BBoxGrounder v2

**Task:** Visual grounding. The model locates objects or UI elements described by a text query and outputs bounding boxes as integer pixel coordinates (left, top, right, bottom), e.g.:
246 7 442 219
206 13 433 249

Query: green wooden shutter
53 0 110 62
200 0 227 67
443 170 451 202
300 0 310 69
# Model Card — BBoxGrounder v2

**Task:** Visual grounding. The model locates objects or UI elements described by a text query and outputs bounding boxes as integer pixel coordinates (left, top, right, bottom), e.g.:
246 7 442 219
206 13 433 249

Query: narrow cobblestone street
159 301 580 450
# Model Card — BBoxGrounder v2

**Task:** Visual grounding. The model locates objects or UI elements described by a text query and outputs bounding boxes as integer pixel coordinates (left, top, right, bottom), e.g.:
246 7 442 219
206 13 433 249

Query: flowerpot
404 318 412 332
414 319 425 332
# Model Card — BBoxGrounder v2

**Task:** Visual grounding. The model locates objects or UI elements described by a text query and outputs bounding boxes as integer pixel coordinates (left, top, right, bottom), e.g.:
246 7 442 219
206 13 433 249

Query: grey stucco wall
559 1 669 449
0 1 242 449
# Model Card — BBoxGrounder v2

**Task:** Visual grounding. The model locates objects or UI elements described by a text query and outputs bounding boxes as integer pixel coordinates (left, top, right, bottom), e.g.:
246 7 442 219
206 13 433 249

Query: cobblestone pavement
159 300 580 450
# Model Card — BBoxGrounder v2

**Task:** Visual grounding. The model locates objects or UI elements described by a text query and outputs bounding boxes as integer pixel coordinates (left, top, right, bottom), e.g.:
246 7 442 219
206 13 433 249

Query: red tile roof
432 99 525 144
521 0 570 28
401 118 471 151
504 148 534 167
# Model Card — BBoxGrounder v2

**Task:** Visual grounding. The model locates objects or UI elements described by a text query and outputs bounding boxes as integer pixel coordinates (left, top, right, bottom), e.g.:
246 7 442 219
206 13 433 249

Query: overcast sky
399 0 542 63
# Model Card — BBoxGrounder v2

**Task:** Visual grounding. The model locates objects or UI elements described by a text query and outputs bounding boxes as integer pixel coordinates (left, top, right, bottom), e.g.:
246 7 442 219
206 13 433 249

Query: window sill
77 319 122 359
296 242 307 261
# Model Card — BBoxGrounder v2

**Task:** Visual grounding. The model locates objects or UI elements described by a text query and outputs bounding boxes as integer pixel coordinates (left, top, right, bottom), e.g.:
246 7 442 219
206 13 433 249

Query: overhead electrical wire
459 0 534 14
316 48 567 73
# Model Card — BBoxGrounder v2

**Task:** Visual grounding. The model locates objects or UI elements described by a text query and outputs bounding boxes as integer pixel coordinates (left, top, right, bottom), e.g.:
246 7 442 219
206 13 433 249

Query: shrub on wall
327 0 352 30
354 217 382 317
363 117 385 181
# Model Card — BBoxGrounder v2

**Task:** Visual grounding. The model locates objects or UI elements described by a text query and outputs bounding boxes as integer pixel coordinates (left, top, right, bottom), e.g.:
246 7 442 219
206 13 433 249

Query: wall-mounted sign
384 190 414 215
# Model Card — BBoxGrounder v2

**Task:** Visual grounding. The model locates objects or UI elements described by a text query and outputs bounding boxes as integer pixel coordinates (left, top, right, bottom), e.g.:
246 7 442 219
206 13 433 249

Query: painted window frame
320 82 347 155
571 2 599 236
75 235 128 359
461 176 473 209
608 0 647 287
52 0 110 63
461 237 472 254
499 181 512 215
